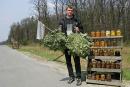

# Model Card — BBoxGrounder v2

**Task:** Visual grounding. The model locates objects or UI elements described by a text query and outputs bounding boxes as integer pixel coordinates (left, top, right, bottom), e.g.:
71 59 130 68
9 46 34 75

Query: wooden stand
86 36 123 87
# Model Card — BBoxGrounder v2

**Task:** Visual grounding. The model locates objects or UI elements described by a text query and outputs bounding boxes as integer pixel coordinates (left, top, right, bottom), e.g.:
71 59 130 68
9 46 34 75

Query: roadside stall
86 29 123 87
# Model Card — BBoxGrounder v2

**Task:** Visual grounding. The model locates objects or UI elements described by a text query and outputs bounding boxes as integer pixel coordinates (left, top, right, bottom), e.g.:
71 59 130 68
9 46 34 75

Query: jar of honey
106 30 110 36
104 49 108 56
113 39 117 46
106 74 111 81
101 61 106 68
96 31 101 37
107 40 111 47
91 73 96 80
101 74 106 81
100 40 105 47
111 30 116 36
115 62 120 69
91 31 96 37
95 40 100 47
110 49 114 56
94 49 99 56
110 62 115 69
99 49 104 56
92 59 97 68
107 49 111 56
97 61 101 68
101 30 106 37
116 29 121 36
104 40 107 47
96 74 100 80
106 61 111 69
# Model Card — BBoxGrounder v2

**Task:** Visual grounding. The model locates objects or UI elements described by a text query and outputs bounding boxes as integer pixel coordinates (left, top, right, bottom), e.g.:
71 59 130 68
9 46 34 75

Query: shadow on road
60 71 87 82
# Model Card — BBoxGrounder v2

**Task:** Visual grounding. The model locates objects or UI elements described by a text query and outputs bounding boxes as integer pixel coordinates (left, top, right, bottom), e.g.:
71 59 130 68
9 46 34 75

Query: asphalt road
0 45 70 87
0 45 129 87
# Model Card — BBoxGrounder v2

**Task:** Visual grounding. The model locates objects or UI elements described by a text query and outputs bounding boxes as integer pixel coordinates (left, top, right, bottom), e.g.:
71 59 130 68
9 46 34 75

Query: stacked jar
90 60 121 69
90 29 121 37
87 73 112 81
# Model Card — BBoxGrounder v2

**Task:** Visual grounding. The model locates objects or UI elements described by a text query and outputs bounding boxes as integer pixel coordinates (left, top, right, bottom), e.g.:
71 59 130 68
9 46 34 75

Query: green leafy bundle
43 30 67 52
66 33 92 58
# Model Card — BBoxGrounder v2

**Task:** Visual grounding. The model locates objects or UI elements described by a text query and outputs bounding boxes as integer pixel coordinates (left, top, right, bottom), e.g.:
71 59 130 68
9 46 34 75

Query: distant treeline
8 0 130 45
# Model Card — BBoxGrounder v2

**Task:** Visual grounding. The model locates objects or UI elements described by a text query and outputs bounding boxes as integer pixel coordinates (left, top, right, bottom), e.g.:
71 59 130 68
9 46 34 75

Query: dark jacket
59 15 84 35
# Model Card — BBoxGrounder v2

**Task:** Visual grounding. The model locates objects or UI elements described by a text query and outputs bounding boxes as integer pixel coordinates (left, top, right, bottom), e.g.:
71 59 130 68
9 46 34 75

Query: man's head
66 5 74 17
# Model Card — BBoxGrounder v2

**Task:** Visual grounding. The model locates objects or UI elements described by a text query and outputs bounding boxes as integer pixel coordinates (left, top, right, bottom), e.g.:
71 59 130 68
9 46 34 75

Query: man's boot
76 78 82 86
68 77 75 84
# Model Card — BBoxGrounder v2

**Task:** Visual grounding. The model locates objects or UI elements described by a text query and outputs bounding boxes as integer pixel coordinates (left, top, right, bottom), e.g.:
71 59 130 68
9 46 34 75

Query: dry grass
18 44 130 80
122 47 130 68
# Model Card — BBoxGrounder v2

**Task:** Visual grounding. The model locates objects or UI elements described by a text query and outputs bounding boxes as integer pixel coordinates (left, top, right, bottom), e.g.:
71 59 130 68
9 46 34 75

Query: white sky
0 0 55 42
0 0 34 42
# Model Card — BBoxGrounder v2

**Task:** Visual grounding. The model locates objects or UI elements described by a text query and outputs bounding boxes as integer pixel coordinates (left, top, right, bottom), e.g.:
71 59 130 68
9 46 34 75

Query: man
59 5 84 86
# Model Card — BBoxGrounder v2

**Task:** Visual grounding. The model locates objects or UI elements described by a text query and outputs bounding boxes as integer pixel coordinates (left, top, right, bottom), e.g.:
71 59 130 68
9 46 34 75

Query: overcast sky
0 0 54 42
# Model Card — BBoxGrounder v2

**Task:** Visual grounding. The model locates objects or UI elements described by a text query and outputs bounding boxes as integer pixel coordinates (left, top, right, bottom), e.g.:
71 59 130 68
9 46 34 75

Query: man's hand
74 27 80 33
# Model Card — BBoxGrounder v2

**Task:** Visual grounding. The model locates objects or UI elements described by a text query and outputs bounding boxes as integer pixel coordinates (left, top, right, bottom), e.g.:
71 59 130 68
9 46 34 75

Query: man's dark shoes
68 77 75 84
76 78 82 86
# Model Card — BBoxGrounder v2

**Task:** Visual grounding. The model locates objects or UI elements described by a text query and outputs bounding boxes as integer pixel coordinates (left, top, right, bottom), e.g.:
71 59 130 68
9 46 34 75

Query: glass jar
104 49 108 56
101 61 106 68
101 30 106 37
108 49 112 56
107 40 111 47
106 74 111 81
97 61 101 68
92 60 97 68
96 74 100 80
91 31 96 37
110 62 115 69
110 49 114 56
95 40 100 47
91 73 96 80
94 49 99 56
100 40 105 47
106 30 110 36
113 39 117 46
115 62 120 69
116 29 121 36
104 40 107 47
106 61 111 69
101 74 106 81
96 31 101 37
99 49 104 56
111 30 116 36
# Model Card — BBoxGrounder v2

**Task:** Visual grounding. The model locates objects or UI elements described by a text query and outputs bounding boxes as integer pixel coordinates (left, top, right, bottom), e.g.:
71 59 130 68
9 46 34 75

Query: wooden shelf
94 56 122 61
90 46 123 49
90 68 121 72
91 36 123 39
87 35 123 86
86 79 122 86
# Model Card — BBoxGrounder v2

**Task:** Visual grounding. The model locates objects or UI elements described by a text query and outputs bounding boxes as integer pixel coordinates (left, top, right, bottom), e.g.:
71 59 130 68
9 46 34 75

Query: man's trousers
64 49 81 78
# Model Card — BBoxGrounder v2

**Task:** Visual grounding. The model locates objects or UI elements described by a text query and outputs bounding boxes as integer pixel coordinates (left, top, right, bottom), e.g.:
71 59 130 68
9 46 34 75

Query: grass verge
17 44 130 80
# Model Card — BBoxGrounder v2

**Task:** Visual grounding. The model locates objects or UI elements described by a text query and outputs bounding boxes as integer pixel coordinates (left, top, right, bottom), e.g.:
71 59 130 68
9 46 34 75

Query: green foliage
43 31 92 58
66 33 92 58
43 30 67 52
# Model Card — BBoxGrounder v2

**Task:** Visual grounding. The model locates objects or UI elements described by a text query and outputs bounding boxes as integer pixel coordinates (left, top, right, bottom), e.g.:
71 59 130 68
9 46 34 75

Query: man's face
66 8 74 17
